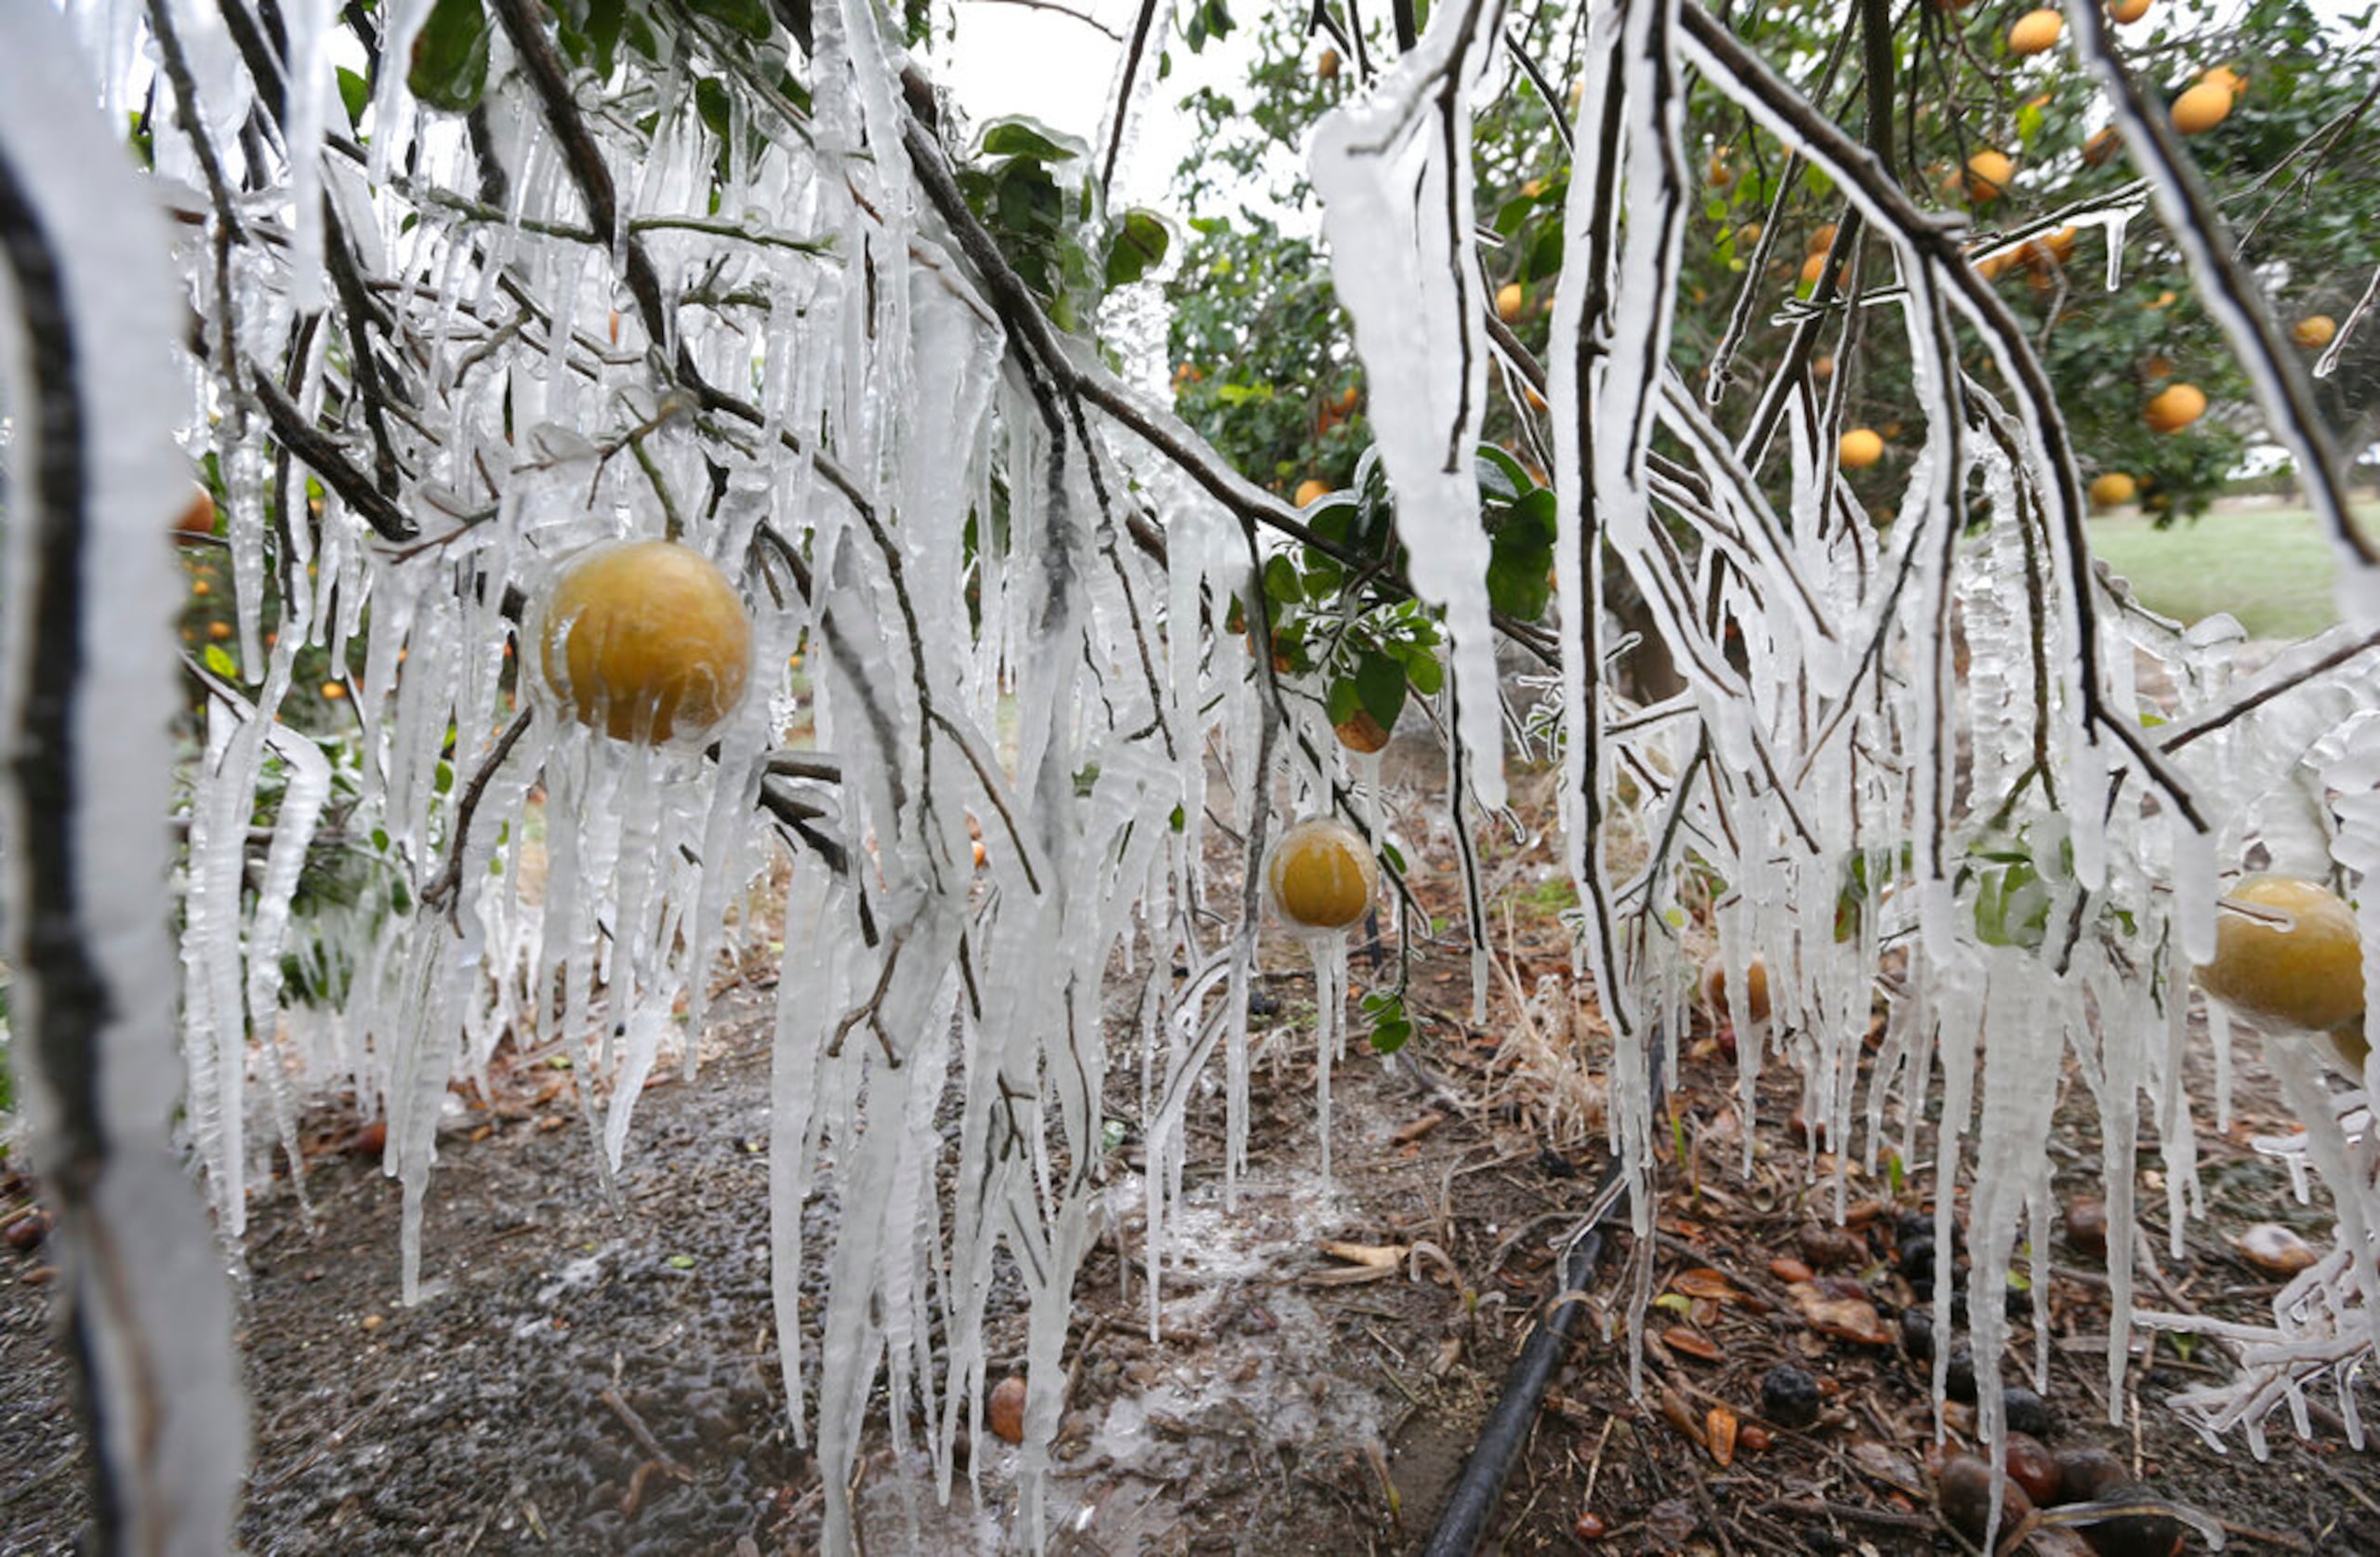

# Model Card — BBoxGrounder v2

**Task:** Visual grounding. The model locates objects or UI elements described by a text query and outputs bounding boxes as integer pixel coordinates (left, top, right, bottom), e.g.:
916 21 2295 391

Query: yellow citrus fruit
2196 876 2365 1037
1497 282 1526 323
176 484 217 537
536 539 754 744
1266 816 1379 931
2089 471 2138 507
1334 709 1393 754
1839 429 1886 468
1317 47 1341 81
1798 252 1830 290
1975 248 2014 282
2202 64 2245 95
2009 9 2064 54
1708 152 1735 189
1701 957 1772 1023
2110 0 2150 20
2294 314 2337 350
2144 382 2207 433
1294 478 1331 507
321 680 347 701
1813 352 1835 379
1806 223 1839 256
2172 81 2233 134
1960 149 2016 203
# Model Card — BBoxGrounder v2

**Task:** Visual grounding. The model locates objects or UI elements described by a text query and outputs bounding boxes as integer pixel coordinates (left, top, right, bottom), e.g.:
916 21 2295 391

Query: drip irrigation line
1420 1046 1666 1556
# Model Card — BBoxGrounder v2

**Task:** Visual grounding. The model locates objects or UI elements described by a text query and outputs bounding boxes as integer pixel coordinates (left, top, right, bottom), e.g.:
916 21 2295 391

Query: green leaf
1475 445 1527 502
980 117 1084 163
1355 650 1407 730
1106 208 1171 288
695 77 732 141
1380 840 1407 873
1526 222 1565 283
586 0 627 75
337 66 370 130
1263 553 1302 604
406 0 491 113
1169 803 1186 833
1326 677 1363 725
688 0 774 39
204 643 237 679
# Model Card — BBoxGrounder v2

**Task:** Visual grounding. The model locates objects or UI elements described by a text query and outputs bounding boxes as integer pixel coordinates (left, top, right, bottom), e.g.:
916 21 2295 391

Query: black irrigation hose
1420 1053 1668 1557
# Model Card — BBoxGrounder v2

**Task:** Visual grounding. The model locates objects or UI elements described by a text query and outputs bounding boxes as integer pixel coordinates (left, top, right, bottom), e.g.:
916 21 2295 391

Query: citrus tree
1171 0 2380 521
4 0 2380 1551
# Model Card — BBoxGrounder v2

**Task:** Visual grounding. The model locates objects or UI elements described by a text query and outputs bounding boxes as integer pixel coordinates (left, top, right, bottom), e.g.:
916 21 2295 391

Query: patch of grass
2084 502 2377 641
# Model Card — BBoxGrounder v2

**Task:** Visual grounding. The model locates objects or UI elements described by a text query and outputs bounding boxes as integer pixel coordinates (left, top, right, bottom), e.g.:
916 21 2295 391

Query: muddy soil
6 746 2380 1553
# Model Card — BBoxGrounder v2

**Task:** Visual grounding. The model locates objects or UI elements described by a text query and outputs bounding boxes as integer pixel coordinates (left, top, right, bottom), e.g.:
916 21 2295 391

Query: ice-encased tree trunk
0 7 247 1551
7 0 2380 1550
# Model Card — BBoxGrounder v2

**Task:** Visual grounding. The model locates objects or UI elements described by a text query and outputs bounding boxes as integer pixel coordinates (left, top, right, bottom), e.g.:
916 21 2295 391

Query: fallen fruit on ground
2142 382 2206 433
1497 281 1525 323
1839 428 1886 469
2194 874 2363 1034
2234 1221 2318 1275
2172 80 2234 134
1265 816 1379 931
1937 1453 2034 1542
536 538 754 744
987 1375 1028 1445
2009 8 2063 54
1701 954 1771 1022
2089 472 2137 508
2293 314 2336 349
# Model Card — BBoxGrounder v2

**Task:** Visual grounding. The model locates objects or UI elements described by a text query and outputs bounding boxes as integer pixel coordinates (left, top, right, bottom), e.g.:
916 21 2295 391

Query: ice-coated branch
0 11 246 1546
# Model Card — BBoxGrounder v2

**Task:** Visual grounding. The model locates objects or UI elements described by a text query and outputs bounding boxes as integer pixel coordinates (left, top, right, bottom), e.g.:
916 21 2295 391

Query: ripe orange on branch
2172 81 2234 135
2143 382 2206 432
2008 9 2064 55
1954 149 2015 203
1838 429 1886 469
535 539 754 745
2294 315 2336 350
2088 471 2137 508
2194 875 2373 1072
1266 817 1379 931
1496 282 1526 323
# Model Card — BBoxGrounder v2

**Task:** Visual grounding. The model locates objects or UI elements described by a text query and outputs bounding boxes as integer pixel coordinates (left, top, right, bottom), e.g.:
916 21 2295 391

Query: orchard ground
5 722 2380 1552
2086 498 2380 641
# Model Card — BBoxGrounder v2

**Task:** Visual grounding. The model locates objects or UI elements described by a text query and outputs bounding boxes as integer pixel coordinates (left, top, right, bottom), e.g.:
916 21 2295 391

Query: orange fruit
176 485 217 537
1317 47 1341 81
2196 877 2366 1045
1334 709 1393 754
2293 315 2336 350
2089 471 2137 508
1265 816 1379 930
1708 152 1734 189
2082 126 2122 165
2172 81 2233 134
1336 385 1361 413
1812 352 1835 379
1798 252 1829 289
321 680 348 701
1959 150 2016 203
1806 223 1838 256
2109 0 2149 20
1497 282 1526 323
2008 9 2064 55
1975 248 2013 282
207 620 232 641
1294 478 1331 507
1701 957 1772 1023
535 539 754 744
2202 65 2245 95
988 1376 1028 1445
2143 382 2207 432
1838 429 1886 468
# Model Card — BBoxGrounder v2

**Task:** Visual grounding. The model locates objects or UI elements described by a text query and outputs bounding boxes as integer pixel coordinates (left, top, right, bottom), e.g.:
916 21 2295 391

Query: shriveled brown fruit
987 1375 1028 1445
